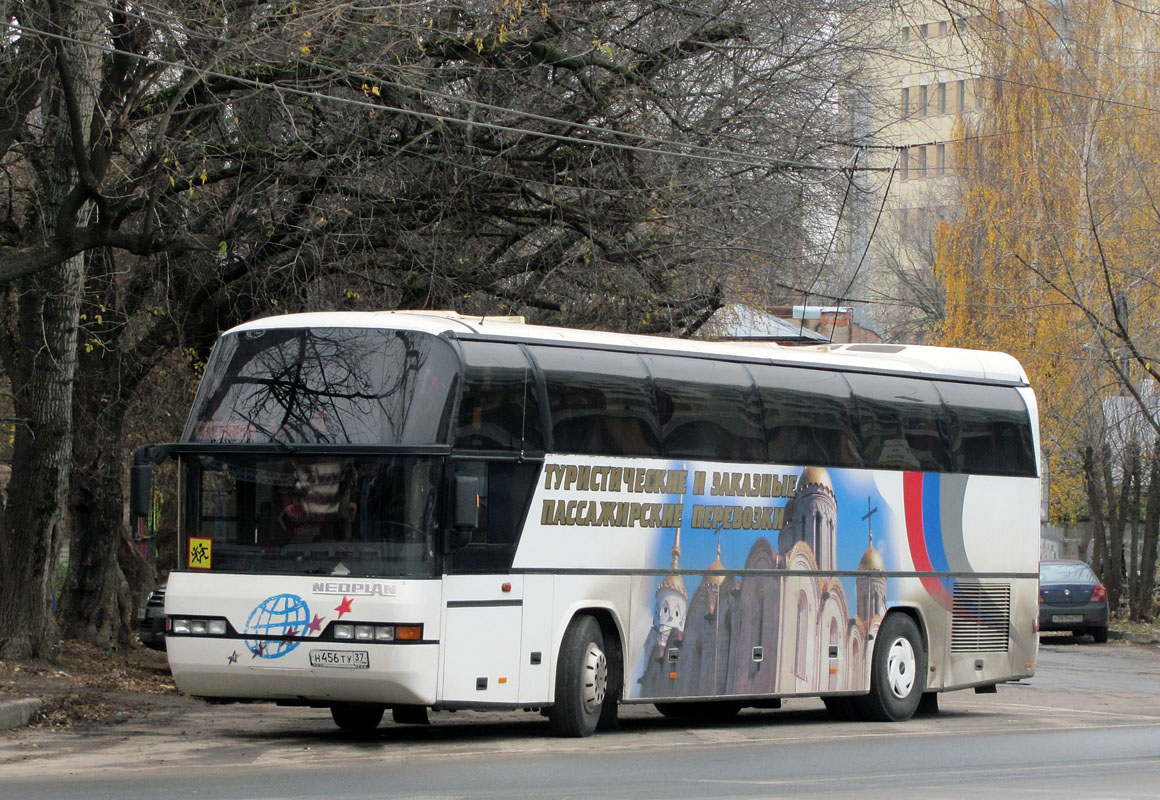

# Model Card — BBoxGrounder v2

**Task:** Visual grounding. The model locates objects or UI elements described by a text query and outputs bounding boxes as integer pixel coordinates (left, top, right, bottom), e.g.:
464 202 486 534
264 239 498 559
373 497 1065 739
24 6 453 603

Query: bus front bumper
166 637 439 706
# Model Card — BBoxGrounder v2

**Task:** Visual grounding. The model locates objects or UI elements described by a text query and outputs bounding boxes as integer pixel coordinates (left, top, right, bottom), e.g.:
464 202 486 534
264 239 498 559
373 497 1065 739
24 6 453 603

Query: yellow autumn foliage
935 0 1160 521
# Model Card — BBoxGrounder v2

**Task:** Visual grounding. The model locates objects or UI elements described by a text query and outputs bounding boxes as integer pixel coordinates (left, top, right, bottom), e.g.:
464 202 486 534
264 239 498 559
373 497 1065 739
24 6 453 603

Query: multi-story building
847 0 989 341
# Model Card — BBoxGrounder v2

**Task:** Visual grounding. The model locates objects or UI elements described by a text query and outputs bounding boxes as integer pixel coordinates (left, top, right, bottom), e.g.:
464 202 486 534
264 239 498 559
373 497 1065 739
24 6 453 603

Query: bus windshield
187 454 441 578
185 327 458 445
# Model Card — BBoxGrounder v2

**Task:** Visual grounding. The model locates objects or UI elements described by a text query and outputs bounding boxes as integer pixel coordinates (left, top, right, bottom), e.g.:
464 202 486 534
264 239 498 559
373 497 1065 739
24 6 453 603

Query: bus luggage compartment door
440 575 523 704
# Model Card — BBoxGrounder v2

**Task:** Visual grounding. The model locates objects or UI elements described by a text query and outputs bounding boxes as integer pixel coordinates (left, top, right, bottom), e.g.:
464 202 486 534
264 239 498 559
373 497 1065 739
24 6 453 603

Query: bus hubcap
582 642 608 713
886 636 916 699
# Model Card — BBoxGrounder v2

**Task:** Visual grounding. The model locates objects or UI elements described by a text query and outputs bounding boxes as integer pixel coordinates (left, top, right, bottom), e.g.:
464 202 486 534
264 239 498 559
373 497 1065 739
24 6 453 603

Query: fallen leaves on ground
0 640 181 729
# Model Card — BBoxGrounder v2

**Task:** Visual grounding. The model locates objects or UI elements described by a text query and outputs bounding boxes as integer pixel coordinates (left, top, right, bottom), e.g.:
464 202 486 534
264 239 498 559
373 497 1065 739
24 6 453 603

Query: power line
834 150 900 311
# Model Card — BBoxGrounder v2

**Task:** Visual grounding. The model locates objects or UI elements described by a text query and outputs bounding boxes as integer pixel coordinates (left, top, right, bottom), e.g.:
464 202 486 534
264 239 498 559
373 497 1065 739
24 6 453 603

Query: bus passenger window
528 346 661 457
845 374 952 472
753 366 861 468
454 341 543 452
643 355 764 462
936 382 1036 476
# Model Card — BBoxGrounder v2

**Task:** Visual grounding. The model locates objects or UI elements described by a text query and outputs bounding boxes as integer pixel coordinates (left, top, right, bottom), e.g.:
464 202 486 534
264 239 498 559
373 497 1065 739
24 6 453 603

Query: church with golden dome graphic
633 466 888 700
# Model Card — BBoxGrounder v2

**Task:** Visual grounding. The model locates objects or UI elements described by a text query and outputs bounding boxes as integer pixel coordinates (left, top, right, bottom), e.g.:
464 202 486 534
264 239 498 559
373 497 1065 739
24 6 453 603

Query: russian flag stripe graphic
904 472 953 608
922 474 950 573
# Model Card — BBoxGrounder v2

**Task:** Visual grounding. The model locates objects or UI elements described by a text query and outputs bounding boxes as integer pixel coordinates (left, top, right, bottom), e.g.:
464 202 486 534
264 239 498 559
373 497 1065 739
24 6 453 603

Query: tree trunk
1127 447 1142 614
1083 444 1109 576
1136 442 1160 622
59 407 153 646
0 1 101 657
1105 446 1133 612
0 259 85 658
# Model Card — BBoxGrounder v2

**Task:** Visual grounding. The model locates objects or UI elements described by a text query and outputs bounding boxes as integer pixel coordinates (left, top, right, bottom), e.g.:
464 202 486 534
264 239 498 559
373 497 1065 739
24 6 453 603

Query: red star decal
283 626 299 637
334 596 353 619
306 613 326 634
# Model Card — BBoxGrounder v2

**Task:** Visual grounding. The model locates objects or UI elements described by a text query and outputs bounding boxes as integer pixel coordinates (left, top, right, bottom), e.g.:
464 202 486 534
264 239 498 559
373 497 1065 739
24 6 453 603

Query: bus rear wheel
857 612 925 722
549 615 608 737
330 703 384 734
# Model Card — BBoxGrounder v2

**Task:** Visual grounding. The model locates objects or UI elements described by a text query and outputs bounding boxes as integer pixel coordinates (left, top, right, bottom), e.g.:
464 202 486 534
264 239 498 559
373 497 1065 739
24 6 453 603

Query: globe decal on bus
244 593 310 659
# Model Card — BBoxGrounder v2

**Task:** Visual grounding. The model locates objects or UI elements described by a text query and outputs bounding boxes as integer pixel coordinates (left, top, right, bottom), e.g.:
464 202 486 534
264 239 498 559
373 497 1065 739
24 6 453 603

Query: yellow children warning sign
188 537 213 570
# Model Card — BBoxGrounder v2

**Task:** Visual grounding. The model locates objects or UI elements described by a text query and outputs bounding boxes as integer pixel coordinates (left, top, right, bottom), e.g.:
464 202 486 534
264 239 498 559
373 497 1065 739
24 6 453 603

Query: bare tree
1 0 881 652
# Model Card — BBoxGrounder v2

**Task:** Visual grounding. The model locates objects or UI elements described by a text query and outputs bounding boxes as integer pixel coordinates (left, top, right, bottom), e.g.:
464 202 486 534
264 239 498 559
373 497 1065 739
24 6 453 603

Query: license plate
310 649 370 669
1052 614 1084 623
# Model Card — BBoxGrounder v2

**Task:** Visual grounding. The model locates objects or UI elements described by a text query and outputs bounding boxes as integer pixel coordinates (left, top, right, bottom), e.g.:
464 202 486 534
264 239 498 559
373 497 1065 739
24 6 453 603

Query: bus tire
330 703 384 734
549 615 608 737
856 613 925 722
654 701 742 720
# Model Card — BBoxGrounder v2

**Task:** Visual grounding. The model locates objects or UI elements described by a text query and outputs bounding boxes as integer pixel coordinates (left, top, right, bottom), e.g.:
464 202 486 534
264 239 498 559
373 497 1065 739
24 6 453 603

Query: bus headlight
168 617 230 636
333 623 415 641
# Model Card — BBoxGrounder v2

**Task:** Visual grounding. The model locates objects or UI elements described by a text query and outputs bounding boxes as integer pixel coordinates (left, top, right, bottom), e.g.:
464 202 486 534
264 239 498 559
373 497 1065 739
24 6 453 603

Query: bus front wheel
857 613 925 722
330 703 385 734
549 615 608 737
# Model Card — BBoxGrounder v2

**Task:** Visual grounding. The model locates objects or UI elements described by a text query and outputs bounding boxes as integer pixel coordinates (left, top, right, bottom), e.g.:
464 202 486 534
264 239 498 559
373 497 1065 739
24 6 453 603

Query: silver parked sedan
1038 560 1109 643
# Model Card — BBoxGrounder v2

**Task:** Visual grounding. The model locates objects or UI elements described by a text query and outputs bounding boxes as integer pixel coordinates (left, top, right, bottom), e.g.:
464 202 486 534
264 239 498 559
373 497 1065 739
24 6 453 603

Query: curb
1108 629 1160 644
0 698 42 731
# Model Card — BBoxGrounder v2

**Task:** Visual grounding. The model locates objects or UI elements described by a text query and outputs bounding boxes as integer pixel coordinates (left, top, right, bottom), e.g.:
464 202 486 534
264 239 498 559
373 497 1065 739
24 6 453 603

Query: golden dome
798 466 833 492
859 537 885 571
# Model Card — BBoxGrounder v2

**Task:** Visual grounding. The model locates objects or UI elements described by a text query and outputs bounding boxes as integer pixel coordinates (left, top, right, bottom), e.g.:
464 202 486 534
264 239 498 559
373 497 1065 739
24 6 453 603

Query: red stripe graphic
903 472 952 609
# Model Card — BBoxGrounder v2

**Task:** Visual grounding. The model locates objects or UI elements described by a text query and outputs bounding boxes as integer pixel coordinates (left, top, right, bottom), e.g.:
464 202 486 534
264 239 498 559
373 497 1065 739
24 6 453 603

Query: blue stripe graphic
921 474 950 573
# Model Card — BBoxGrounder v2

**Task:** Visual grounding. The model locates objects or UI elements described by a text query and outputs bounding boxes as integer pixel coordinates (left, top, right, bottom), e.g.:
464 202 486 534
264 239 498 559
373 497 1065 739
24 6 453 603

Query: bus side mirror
130 462 153 519
451 475 480 549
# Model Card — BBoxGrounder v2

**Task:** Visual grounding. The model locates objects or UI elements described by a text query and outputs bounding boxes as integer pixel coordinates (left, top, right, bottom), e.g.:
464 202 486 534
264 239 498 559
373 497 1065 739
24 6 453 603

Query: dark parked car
1039 560 1108 642
138 583 167 650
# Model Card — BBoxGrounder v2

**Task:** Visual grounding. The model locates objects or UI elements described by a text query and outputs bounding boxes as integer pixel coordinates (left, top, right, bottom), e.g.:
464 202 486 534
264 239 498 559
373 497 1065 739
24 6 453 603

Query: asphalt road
2 635 1158 799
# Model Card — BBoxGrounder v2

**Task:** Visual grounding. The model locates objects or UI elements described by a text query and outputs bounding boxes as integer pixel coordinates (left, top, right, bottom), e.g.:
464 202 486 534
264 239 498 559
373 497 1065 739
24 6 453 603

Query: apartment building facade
847 0 988 340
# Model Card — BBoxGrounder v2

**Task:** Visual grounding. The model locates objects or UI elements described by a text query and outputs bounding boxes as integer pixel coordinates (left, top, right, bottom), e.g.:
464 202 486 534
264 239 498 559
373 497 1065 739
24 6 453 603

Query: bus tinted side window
845 373 952 472
448 460 539 573
752 366 861 468
844 371 951 470
643 355 765 462
454 341 544 451
528 346 662 457
937 383 1036 476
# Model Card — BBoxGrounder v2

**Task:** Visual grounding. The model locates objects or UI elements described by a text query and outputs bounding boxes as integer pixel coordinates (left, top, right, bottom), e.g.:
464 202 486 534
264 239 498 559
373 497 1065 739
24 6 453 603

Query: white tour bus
132 311 1041 736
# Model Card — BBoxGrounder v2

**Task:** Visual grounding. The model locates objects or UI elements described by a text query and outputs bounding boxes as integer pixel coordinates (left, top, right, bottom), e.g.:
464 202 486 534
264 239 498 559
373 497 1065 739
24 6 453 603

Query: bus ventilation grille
951 582 1011 653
